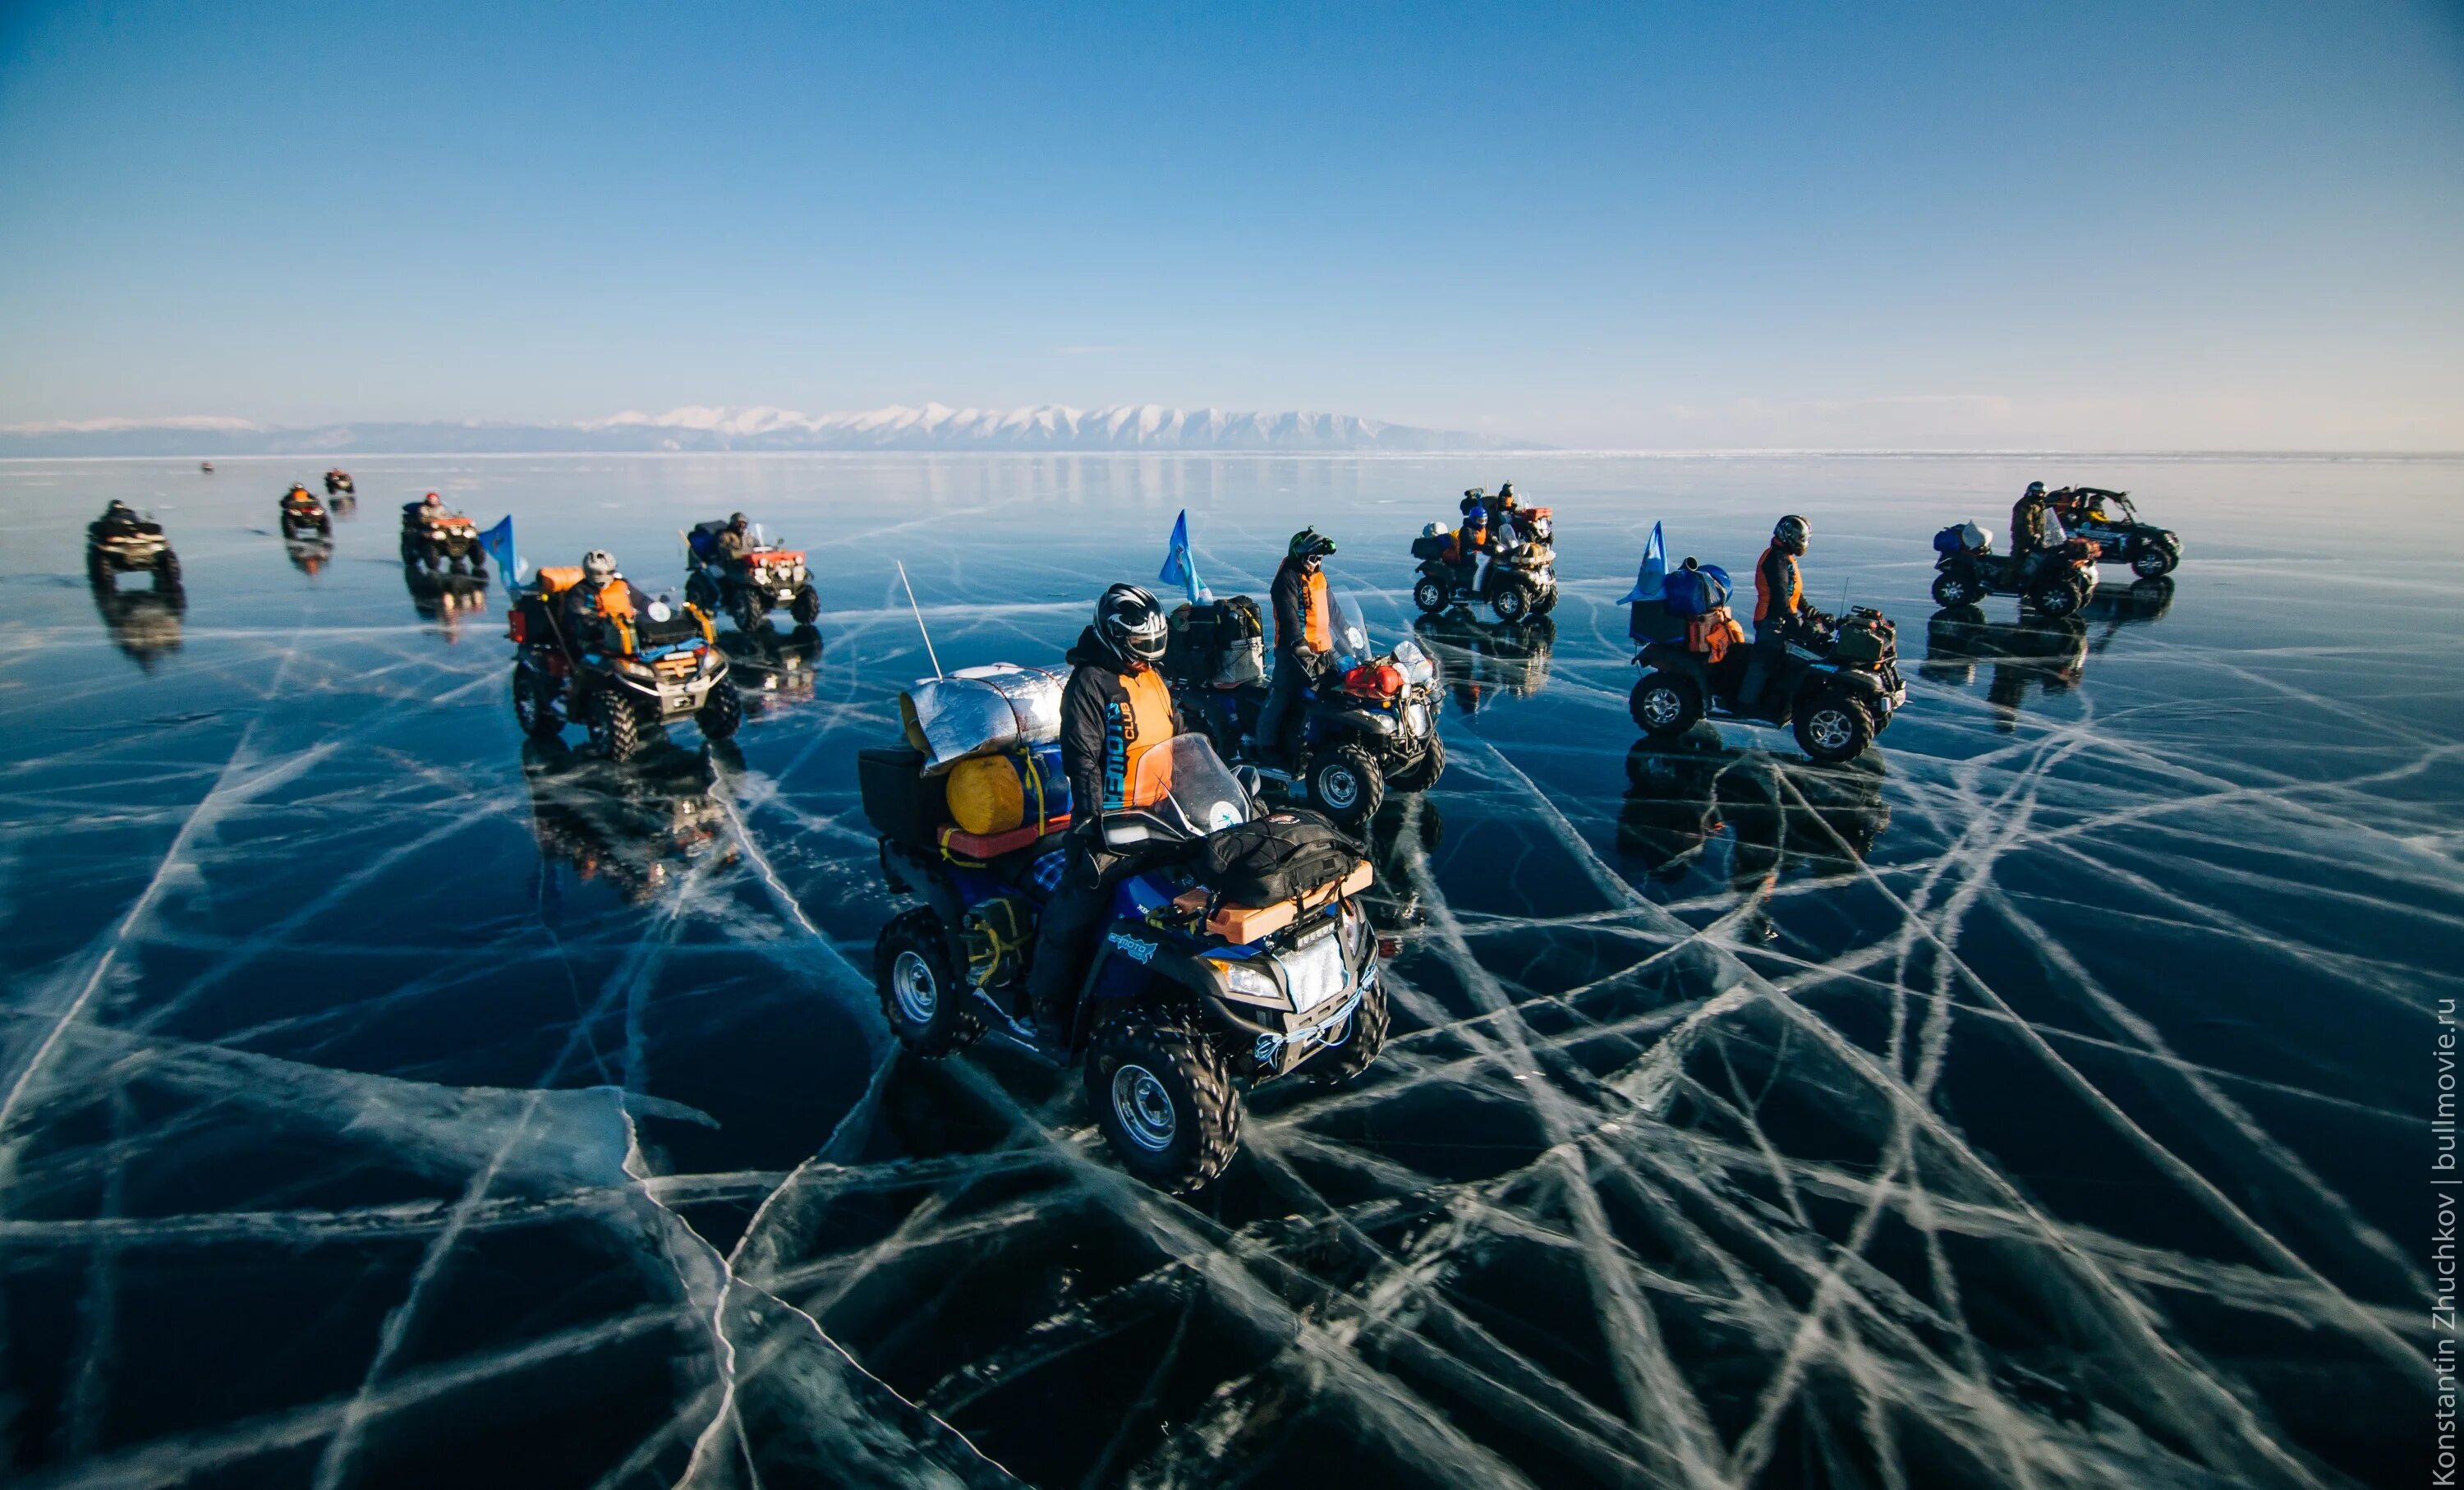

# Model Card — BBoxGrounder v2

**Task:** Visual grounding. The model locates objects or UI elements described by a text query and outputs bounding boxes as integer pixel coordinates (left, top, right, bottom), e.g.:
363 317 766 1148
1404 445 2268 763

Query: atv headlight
1209 958 1290 1009
615 657 656 680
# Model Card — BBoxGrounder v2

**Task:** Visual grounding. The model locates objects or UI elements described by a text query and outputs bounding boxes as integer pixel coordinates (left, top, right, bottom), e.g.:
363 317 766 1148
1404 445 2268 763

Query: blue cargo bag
1662 563 1732 619
1932 525 1966 557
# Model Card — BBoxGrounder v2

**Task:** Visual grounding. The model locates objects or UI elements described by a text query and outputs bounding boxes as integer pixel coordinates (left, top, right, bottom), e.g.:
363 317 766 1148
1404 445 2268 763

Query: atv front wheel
2028 576 2087 619
1792 691 1874 764
1490 582 1533 624
511 665 564 738
2131 541 2179 579
685 573 719 613
876 908 981 1057
1630 671 1703 737
1386 732 1444 793
589 690 643 762
1932 573 1982 608
790 584 822 625
1411 577 1449 614
1085 1012 1241 1194
697 679 743 743
154 552 181 589
1532 586 1558 616
1308 743 1386 827
1308 972 1389 1085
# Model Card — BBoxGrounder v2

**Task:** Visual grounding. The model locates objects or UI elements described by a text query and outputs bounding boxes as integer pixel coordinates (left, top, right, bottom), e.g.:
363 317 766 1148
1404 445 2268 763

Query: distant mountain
0 403 1516 456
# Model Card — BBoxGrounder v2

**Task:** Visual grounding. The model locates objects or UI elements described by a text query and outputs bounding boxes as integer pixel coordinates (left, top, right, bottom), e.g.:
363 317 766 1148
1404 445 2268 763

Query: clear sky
2 0 2458 448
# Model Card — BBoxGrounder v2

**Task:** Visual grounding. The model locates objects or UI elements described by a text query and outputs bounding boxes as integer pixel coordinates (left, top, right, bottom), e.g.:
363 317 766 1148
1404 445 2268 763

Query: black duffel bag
1198 807 1363 907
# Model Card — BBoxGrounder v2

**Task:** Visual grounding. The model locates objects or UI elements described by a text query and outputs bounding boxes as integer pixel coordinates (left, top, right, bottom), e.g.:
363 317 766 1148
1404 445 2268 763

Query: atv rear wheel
1085 1012 1241 1194
697 679 743 743
1630 670 1703 737
511 665 564 738
1308 972 1389 1084
2131 541 2179 579
876 908 981 1057
1411 577 1449 614
1490 582 1533 624
1792 690 1874 764
789 584 822 625
1932 573 1983 607
588 690 643 762
1307 743 1385 827
1386 731 1444 793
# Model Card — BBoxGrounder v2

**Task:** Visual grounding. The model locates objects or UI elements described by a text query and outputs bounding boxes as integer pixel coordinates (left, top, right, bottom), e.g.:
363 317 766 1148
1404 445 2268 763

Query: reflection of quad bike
2049 488 2180 577
506 567 741 763
92 582 187 669
1922 606 2088 731
401 504 485 573
1930 528 2098 618
715 623 824 701
2082 576 2175 642
1617 734 1889 888
324 470 356 499
86 513 181 591
1631 608 1907 765
279 489 333 539
522 736 735 905
683 522 821 632
1409 522 1558 623
285 537 334 577
864 734 1386 1193
407 568 490 636
1166 592 1444 829
1360 792 1442 934
1411 610 1555 716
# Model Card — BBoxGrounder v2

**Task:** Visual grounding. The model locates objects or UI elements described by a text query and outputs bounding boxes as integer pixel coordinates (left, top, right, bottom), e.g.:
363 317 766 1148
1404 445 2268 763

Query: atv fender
1317 709 1396 739
881 839 963 929
1638 642 1711 691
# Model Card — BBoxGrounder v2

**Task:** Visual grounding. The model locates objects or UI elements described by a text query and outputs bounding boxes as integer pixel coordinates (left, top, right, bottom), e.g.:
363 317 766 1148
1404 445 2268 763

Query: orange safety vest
1752 545 1800 625
1302 568 1332 653
1112 665 1180 809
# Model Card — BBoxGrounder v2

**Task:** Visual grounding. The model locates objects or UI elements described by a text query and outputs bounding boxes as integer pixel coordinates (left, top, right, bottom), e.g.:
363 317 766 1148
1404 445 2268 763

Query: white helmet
582 550 618 582
1423 522 1449 539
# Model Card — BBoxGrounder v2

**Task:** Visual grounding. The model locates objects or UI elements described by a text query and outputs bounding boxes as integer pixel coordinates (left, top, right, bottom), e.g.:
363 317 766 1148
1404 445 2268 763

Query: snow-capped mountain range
0 403 1510 455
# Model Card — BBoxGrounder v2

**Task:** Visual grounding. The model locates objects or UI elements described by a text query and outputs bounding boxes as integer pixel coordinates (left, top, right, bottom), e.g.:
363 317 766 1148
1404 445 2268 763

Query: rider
94 499 140 535
406 490 452 522
1741 515 1813 709
715 512 754 565
2008 481 2052 577
283 482 317 508
561 550 635 652
1257 528 1338 769
1027 584 1179 1047
1454 508 1492 593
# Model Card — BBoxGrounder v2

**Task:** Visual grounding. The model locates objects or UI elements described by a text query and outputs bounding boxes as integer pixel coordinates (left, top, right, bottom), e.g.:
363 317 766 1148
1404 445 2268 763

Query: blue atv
865 734 1388 1193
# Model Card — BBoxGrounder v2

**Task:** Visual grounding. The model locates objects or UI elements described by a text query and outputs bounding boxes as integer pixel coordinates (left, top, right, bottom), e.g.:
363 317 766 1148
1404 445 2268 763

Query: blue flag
478 515 520 591
1156 509 1211 605
1617 521 1668 604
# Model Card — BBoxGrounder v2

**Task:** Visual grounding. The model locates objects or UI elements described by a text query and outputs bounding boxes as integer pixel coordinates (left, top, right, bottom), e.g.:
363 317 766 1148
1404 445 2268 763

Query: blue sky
2 0 2457 448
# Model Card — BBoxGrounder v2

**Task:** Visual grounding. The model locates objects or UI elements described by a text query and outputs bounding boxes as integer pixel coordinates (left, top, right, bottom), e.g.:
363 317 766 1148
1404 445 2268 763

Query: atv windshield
1330 592 1433 686
1117 734 1253 843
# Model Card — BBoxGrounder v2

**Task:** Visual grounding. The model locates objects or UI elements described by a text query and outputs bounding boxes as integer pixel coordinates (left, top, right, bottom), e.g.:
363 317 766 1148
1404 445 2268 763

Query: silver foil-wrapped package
899 664 1069 773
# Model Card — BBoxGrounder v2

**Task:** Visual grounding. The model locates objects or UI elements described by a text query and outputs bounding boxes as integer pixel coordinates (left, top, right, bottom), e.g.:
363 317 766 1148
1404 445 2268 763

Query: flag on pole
1156 509 1212 605
1617 521 1668 604
478 515 522 592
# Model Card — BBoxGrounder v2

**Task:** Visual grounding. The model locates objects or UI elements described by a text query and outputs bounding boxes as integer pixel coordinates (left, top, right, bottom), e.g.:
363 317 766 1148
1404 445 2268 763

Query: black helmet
729 511 747 527
2025 481 2046 499
1498 481 1515 500
1095 583 1168 665
106 499 133 516
1773 514 1810 554
1288 527 1336 563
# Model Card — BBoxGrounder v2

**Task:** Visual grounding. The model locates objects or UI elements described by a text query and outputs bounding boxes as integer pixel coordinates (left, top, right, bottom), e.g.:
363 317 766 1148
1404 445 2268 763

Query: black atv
86 511 180 591
1167 592 1444 829
1409 520 1558 623
2050 488 2181 578
278 488 332 540
507 572 742 763
684 521 821 632
1930 534 2099 618
401 502 485 573
864 732 1386 1193
1630 607 1907 765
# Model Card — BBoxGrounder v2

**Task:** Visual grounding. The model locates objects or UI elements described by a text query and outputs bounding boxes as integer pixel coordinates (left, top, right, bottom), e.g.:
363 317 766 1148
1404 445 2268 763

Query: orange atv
401 501 485 573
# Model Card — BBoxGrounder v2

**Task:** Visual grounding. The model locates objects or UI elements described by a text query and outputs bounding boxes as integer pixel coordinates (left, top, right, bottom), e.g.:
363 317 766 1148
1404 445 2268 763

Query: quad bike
1617 734 1890 890
86 511 180 591
1922 606 2087 732
2049 488 2181 578
684 521 821 632
866 733 1386 1193
522 735 735 906
506 568 741 763
279 488 333 540
1168 592 1444 829
1409 522 1558 623
324 470 356 499
1630 607 1907 765
402 503 486 573
93 582 186 669
1411 609 1556 717
1930 534 2099 618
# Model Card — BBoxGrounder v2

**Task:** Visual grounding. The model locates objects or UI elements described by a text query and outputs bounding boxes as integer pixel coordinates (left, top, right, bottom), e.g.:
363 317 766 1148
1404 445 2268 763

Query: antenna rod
896 560 944 678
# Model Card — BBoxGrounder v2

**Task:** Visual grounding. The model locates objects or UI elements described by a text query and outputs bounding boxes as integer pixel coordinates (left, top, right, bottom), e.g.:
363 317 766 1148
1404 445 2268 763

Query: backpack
1198 808 1363 908
1662 563 1733 618
1686 606 1744 662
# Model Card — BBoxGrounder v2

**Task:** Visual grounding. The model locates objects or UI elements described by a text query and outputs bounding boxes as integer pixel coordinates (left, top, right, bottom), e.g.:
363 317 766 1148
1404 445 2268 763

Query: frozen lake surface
0 453 2454 1488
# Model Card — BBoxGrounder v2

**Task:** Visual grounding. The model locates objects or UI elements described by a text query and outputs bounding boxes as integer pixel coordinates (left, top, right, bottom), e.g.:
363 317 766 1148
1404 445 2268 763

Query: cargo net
0 614 2425 1490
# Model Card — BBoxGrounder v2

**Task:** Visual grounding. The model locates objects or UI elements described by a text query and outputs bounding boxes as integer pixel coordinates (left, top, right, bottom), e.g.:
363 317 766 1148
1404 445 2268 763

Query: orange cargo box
1175 860 1373 945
